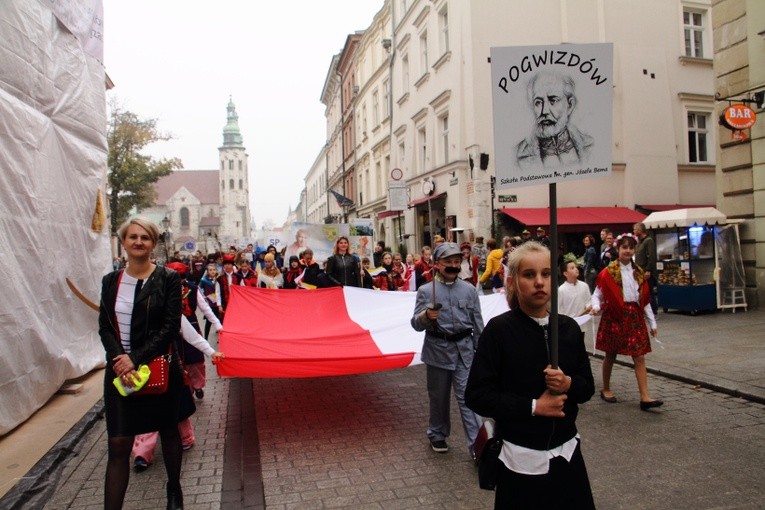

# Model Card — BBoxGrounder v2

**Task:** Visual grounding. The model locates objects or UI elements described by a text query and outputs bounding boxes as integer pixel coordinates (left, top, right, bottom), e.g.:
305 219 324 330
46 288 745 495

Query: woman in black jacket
325 236 360 287
466 241 595 509
99 217 184 510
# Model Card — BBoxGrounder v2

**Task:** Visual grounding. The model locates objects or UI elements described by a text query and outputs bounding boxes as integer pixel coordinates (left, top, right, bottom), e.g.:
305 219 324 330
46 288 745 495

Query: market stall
643 208 747 314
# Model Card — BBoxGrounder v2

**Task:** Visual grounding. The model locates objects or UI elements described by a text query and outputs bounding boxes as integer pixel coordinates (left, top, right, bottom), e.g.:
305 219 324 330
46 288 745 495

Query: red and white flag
216 286 509 378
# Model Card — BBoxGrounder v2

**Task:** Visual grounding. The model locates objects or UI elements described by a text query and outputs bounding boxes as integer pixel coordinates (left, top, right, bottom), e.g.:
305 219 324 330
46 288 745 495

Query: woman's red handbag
137 352 172 395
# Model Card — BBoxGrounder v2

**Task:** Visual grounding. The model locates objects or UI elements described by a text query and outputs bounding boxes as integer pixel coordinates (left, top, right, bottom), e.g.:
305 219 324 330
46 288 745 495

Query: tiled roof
199 216 220 227
154 170 219 205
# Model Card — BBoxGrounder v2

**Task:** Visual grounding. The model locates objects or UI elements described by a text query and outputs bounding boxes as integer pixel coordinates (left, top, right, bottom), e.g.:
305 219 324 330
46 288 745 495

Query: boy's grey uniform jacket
411 277 484 370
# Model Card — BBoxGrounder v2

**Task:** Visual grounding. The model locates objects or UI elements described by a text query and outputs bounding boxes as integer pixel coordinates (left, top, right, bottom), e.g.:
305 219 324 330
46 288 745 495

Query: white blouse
115 273 140 353
591 262 656 329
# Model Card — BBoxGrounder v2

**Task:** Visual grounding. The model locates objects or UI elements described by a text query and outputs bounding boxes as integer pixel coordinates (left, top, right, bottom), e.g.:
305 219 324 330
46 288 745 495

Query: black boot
167 483 183 509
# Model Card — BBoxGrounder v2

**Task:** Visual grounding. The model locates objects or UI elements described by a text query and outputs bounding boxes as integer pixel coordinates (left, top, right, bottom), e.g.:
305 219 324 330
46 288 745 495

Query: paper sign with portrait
283 222 351 267
490 43 613 189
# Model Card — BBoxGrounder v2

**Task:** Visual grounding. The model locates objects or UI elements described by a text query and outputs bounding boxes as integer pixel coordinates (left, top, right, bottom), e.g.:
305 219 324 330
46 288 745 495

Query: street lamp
160 216 171 262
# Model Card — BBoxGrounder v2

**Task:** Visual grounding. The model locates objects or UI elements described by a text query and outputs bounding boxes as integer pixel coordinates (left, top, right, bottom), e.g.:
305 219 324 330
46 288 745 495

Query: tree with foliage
107 102 181 234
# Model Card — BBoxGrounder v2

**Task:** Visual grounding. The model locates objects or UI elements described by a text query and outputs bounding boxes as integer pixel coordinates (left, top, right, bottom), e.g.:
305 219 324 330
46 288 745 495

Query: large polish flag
216 285 510 378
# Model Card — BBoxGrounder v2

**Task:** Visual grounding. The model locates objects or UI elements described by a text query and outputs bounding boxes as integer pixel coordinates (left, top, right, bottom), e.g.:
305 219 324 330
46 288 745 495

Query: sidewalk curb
590 353 765 405
0 400 104 510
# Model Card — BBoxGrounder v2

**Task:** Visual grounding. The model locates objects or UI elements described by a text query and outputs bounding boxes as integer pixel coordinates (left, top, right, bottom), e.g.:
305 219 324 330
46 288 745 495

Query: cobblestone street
13 310 764 509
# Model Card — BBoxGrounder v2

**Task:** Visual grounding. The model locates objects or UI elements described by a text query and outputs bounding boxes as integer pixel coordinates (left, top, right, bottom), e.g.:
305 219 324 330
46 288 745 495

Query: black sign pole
549 183 559 369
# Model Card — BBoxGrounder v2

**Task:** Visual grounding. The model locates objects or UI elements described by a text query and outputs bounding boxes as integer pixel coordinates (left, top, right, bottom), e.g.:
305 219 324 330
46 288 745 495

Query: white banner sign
490 43 613 189
388 181 409 211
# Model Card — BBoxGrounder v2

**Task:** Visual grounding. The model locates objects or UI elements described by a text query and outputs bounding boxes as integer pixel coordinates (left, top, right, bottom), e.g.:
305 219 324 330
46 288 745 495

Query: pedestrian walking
458 242 479 286
558 260 592 318
478 238 504 292
466 241 595 509
198 263 222 340
633 222 658 316
411 242 484 459
325 236 361 287
582 234 599 292
591 233 663 411
98 216 185 509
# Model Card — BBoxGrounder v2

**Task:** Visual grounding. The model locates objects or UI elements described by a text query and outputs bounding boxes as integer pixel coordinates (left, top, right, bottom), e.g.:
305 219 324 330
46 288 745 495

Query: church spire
221 96 244 147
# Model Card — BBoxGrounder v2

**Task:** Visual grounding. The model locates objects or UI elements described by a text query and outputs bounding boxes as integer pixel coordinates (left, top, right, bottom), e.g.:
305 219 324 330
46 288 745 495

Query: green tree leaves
107 102 181 233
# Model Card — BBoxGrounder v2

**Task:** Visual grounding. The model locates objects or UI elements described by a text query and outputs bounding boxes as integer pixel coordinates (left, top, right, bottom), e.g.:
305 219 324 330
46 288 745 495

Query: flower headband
613 232 638 247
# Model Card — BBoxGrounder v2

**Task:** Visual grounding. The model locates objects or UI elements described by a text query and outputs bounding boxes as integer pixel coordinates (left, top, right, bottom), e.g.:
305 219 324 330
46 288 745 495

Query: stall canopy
409 193 446 207
637 204 713 213
643 207 727 229
499 206 645 226
376 210 401 219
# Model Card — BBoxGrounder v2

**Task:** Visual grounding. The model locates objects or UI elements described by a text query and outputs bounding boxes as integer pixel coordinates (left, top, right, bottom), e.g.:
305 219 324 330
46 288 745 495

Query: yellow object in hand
112 364 152 397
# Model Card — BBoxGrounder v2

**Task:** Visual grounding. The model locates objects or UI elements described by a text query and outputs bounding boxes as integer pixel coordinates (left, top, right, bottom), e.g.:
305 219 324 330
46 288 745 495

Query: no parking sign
184 240 196 252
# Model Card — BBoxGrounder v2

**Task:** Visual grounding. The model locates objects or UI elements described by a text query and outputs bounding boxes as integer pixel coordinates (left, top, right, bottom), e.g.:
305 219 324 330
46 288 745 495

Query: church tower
218 97 252 242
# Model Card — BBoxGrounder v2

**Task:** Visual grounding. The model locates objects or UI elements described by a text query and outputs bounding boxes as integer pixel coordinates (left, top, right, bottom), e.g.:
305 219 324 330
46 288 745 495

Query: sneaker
195 389 204 399
133 456 148 471
182 443 194 451
430 439 449 453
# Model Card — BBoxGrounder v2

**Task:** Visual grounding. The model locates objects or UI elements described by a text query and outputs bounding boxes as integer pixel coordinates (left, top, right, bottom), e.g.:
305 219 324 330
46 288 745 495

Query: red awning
499 207 646 226
409 192 446 207
376 210 403 219
636 204 713 212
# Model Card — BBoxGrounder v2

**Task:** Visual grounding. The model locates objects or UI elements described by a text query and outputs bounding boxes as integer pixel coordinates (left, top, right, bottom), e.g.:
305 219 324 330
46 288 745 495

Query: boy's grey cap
433 242 461 260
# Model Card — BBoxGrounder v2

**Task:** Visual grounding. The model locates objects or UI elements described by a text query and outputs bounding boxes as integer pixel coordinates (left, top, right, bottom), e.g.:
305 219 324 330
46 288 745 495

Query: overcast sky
104 1 384 229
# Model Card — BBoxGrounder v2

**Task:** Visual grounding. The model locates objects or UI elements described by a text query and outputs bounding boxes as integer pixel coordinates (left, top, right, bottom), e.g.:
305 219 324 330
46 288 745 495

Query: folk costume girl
165 262 221 400
237 259 259 287
283 256 302 289
198 263 222 339
373 252 405 291
591 233 662 411
132 316 224 472
391 253 409 290
404 253 417 291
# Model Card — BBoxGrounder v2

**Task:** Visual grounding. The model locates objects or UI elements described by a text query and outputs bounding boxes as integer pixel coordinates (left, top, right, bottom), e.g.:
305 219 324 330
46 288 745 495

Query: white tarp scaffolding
0 0 111 434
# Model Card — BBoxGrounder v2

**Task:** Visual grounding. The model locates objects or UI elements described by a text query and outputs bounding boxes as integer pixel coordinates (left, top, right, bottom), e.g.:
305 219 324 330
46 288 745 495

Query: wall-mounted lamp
755 90 765 108
479 153 490 170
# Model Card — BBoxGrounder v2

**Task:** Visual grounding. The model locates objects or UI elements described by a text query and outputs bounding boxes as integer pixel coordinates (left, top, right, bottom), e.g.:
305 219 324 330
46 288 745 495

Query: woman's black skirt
103 361 184 437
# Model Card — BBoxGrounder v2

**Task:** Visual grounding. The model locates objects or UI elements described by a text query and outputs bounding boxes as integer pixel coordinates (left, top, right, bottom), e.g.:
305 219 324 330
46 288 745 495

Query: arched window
229 179 234 189
239 179 243 189
238 160 242 171
180 207 190 227
220 161 224 171
221 180 224 190
229 160 233 170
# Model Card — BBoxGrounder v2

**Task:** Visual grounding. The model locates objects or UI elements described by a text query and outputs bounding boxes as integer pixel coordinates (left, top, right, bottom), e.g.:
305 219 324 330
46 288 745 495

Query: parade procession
1 1 765 509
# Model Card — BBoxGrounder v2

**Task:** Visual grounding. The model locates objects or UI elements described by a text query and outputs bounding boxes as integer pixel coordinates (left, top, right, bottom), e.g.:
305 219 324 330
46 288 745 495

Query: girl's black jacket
466 308 594 450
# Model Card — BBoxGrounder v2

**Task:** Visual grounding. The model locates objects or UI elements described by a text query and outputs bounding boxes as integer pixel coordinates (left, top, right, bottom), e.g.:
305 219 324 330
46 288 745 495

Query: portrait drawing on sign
515 69 593 171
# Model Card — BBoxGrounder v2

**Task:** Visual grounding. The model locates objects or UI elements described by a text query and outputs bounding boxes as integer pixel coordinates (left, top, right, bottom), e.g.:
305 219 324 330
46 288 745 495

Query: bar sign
498 195 517 203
